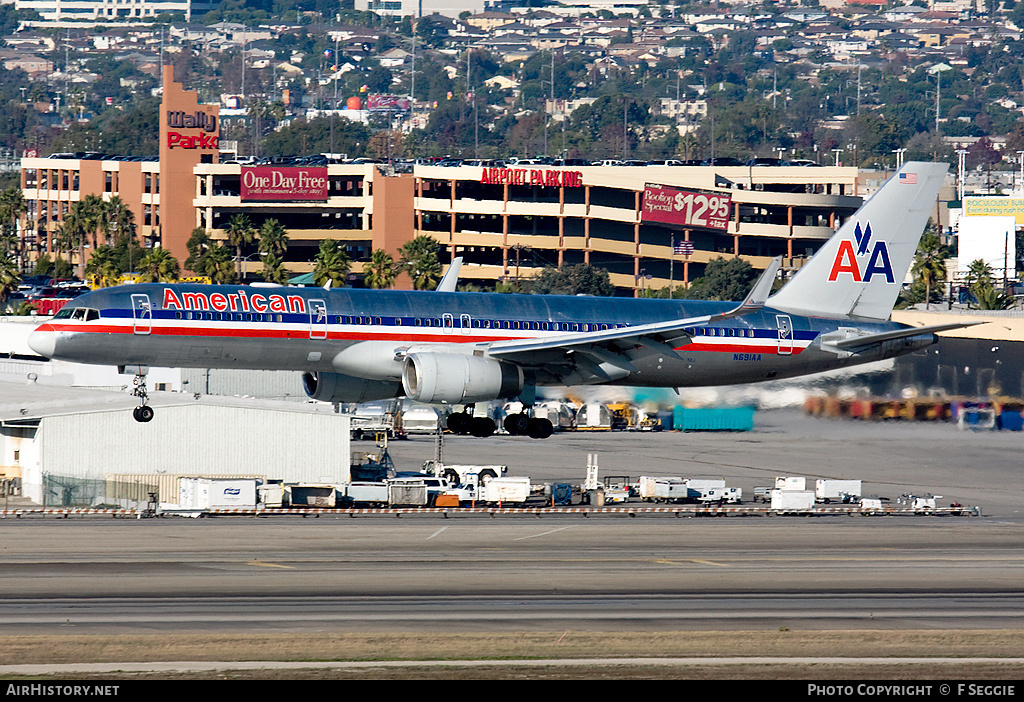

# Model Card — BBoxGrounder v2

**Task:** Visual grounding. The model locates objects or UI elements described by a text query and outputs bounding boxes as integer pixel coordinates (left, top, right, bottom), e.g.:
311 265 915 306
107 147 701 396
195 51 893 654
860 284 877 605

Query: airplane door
309 299 327 340
131 294 151 335
776 314 793 356
442 313 454 335
460 314 471 335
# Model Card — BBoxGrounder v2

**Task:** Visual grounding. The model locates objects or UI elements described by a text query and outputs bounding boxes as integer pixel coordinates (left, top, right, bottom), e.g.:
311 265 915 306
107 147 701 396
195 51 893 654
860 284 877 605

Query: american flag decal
899 172 917 184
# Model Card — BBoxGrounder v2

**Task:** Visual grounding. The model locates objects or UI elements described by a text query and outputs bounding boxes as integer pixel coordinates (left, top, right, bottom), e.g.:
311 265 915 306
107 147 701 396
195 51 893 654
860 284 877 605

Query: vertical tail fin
768 161 948 320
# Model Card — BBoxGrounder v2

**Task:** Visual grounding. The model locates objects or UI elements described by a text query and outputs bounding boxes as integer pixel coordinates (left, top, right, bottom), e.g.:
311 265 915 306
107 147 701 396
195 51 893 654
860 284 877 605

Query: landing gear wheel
133 405 154 423
446 412 470 434
504 413 529 436
526 417 553 439
470 417 496 438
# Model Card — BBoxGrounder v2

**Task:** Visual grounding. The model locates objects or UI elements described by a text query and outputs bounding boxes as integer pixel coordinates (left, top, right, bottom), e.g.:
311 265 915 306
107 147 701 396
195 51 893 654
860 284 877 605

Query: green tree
226 214 255 279
0 249 20 303
911 230 948 309
257 218 289 259
965 258 1015 310
398 235 443 290
529 263 615 296
137 248 180 283
313 239 351 287
364 248 397 289
185 227 214 276
681 257 757 301
84 245 123 287
0 186 25 255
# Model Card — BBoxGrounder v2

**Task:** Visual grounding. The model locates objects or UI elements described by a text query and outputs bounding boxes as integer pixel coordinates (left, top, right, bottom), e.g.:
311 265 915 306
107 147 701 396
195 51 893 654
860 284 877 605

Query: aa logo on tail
828 222 894 284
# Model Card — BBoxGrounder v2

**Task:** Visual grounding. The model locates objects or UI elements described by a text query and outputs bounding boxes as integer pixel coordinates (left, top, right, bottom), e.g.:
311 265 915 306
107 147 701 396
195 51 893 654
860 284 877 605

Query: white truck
897 493 940 513
423 460 506 485
815 479 862 504
699 487 743 505
683 478 727 501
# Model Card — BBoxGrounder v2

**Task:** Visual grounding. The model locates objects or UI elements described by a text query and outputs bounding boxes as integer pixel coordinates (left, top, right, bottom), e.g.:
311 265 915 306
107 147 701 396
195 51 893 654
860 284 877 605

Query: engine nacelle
402 352 525 404
302 371 403 404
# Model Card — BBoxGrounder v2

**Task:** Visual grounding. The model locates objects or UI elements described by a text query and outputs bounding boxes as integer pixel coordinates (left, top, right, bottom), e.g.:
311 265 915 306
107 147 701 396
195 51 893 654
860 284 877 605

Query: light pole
619 97 633 160
892 148 907 170
1016 151 1024 193
955 149 967 202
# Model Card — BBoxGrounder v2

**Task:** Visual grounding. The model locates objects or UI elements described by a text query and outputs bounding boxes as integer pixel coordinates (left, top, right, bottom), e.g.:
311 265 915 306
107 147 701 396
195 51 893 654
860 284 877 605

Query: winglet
436 256 463 293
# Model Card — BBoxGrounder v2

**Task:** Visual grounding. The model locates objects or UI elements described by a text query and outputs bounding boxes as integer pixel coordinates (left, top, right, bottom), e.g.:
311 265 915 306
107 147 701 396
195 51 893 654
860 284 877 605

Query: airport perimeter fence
41 474 157 510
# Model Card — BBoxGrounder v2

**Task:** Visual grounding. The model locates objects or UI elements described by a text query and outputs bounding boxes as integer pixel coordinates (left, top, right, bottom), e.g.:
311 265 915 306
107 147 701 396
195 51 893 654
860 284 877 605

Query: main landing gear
445 405 554 439
504 413 554 439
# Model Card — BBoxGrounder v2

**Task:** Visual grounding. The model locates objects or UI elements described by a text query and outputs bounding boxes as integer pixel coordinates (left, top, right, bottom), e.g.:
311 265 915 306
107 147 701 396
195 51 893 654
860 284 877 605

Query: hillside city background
0 0 1023 173
1 0 1023 308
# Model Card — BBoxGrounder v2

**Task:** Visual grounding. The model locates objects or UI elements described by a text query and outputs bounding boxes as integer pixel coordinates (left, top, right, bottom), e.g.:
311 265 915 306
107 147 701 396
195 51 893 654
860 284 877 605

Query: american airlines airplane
28 162 972 438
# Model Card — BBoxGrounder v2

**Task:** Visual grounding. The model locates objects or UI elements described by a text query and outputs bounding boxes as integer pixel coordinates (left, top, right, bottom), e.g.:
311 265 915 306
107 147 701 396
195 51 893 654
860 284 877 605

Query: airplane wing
485 258 781 380
825 321 986 351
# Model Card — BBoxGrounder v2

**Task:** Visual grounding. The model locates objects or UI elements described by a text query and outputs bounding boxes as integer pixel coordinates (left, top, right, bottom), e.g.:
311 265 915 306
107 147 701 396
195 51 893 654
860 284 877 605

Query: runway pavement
1 410 1022 638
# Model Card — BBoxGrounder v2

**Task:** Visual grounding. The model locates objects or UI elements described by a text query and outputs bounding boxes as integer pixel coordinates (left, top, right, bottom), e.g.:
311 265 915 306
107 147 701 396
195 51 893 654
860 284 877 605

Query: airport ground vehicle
815 479 862 503
897 493 939 513
423 460 506 485
700 487 742 504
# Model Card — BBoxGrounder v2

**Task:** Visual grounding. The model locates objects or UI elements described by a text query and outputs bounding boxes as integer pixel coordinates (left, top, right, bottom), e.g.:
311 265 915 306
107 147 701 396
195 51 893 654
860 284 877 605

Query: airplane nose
28 329 56 358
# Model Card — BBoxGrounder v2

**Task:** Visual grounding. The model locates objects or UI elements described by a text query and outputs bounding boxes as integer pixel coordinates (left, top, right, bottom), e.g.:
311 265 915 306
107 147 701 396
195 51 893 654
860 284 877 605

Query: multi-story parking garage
192 160 864 293
21 68 873 296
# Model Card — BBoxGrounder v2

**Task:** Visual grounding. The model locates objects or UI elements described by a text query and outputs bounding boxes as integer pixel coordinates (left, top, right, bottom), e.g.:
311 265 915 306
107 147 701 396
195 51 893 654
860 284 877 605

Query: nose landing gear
126 368 154 423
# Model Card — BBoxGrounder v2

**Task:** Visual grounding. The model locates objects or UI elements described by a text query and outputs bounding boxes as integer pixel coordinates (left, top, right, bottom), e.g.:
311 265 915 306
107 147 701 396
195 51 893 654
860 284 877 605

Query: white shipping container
638 478 679 501
179 477 258 510
774 476 806 491
770 489 815 511
481 477 531 503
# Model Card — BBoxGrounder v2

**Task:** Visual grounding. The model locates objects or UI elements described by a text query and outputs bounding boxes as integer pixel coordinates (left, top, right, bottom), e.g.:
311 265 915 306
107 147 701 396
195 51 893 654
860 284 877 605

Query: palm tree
0 186 26 257
84 245 122 287
261 251 290 284
185 227 214 276
0 250 20 304
206 243 237 284
58 202 90 279
364 249 397 289
313 239 351 287
911 230 948 310
226 214 255 279
105 196 134 248
257 218 289 259
398 235 443 290
137 248 181 283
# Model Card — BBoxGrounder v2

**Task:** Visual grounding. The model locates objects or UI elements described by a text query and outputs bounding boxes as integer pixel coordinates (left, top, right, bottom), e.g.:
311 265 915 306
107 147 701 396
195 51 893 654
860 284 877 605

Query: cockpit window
62 307 100 321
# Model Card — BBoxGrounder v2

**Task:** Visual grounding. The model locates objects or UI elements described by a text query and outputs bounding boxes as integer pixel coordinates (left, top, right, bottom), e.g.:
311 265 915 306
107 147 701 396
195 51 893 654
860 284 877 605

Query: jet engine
301 371 403 404
402 352 525 404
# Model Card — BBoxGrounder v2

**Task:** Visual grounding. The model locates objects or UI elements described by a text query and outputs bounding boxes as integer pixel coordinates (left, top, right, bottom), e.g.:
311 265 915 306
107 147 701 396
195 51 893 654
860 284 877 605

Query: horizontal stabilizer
829 321 986 350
